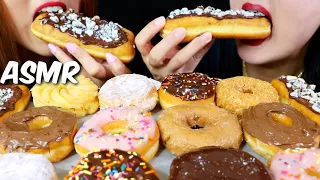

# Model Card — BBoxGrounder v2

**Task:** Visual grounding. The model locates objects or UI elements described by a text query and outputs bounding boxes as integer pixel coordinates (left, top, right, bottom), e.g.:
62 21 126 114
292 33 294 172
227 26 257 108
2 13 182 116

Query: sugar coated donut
0 85 31 122
242 102 320 159
269 148 320 180
158 72 219 109
169 146 274 180
0 106 77 162
161 6 271 43
99 74 161 111
157 104 243 156
32 9 135 62
0 153 58 180
65 149 159 180
74 106 160 161
272 75 320 126
31 75 99 117
216 76 279 117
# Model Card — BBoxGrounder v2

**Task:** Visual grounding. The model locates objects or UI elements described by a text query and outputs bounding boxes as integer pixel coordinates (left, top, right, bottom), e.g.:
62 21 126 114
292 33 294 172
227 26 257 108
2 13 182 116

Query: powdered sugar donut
269 148 320 179
98 74 161 111
0 153 58 180
74 106 160 161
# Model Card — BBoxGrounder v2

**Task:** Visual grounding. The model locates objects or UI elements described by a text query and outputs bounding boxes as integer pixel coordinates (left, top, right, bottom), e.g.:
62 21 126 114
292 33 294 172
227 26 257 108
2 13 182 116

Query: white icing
41 9 122 43
0 88 13 110
168 6 265 19
0 153 58 180
281 75 320 113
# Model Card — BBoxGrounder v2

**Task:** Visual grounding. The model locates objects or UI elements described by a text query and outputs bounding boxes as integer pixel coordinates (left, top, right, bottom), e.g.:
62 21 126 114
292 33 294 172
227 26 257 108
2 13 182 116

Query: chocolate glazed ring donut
242 102 320 159
0 106 77 162
169 146 274 180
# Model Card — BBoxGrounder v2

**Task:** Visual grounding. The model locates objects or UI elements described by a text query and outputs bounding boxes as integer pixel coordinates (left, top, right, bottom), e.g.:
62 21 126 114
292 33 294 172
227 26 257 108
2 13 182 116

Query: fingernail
48 44 57 54
106 53 116 63
174 28 186 38
66 43 77 53
154 16 165 26
201 32 212 43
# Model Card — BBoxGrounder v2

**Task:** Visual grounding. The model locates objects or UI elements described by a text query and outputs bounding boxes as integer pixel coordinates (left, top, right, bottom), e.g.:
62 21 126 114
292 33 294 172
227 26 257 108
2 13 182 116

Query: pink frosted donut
270 148 320 180
74 106 160 161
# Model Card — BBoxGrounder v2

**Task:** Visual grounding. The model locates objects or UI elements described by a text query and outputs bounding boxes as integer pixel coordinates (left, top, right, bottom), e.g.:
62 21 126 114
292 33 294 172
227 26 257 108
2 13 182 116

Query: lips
240 2 272 46
33 1 67 20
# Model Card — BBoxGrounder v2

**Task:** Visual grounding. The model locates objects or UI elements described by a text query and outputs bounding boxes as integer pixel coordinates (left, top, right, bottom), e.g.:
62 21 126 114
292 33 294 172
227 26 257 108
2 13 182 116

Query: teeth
39 6 63 13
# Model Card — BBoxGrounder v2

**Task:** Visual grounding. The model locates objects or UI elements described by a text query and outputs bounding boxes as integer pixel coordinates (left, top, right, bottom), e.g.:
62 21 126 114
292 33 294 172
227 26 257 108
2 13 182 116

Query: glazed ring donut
269 148 320 179
0 106 77 162
98 74 161 111
216 76 279 117
0 85 31 122
65 149 160 180
169 146 274 180
31 9 135 62
157 104 243 156
161 6 271 43
74 106 160 162
0 153 58 180
158 72 219 109
271 75 320 126
242 102 320 160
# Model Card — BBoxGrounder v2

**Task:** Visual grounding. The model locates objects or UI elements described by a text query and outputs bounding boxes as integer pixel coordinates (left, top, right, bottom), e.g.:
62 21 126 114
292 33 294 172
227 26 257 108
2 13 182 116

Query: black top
97 1 242 79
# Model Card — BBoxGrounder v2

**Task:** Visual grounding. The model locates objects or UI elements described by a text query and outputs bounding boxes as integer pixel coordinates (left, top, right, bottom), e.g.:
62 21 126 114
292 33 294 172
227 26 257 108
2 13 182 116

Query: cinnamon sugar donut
216 76 279 117
157 104 243 156
98 74 161 111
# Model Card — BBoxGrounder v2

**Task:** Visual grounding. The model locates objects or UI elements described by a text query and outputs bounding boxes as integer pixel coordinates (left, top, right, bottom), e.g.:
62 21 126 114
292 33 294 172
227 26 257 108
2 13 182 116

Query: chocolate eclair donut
161 6 271 42
158 72 219 109
242 102 320 159
64 149 160 180
31 9 135 62
0 85 30 122
169 146 274 180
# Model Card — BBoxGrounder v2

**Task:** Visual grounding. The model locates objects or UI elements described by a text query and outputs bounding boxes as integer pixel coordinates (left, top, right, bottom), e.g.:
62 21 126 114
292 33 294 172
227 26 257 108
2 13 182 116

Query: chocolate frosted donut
242 102 320 159
169 147 274 180
158 72 219 109
0 106 77 162
65 149 159 180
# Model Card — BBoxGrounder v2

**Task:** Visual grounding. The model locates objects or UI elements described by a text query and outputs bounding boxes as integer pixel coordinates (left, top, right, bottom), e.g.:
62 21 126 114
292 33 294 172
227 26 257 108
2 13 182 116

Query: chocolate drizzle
279 75 320 113
167 6 266 20
0 106 76 152
40 9 128 48
242 103 320 149
169 146 274 180
65 149 159 180
0 85 22 116
161 72 218 101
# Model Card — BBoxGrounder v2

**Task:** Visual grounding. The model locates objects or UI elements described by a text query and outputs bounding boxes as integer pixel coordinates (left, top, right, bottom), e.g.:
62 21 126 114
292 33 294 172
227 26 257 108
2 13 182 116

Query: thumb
104 53 131 76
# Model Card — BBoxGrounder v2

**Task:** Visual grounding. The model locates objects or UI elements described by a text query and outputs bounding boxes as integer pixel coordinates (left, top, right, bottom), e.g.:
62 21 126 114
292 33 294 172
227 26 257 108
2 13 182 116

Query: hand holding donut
135 16 214 81
48 42 131 87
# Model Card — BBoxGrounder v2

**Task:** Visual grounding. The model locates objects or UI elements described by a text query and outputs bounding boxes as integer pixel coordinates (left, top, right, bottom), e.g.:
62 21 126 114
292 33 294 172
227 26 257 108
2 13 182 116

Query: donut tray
48 103 267 180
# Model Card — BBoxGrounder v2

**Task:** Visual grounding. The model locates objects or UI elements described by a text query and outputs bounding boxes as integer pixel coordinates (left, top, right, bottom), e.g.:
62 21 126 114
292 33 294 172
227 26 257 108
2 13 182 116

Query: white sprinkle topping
280 75 320 113
0 88 14 110
167 6 266 19
41 9 122 44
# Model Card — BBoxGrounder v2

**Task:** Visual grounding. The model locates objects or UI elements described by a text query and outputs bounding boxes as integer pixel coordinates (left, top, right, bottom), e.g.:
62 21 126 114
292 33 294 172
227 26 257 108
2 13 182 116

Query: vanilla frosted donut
269 148 320 179
74 106 160 161
98 74 161 111
0 153 58 180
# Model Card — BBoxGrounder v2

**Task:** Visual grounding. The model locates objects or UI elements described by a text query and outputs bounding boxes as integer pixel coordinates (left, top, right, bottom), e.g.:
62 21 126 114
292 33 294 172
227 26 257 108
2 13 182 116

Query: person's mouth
240 2 273 46
33 1 67 21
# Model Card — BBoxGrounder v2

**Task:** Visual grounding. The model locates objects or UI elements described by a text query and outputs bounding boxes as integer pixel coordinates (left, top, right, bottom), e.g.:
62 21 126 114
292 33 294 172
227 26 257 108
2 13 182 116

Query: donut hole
235 86 253 94
186 116 205 130
27 116 53 131
101 120 128 135
269 111 293 126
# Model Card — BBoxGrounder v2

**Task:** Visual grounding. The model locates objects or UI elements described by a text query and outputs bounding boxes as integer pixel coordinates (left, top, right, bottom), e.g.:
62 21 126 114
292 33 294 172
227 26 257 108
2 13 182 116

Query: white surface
52 104 267 180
